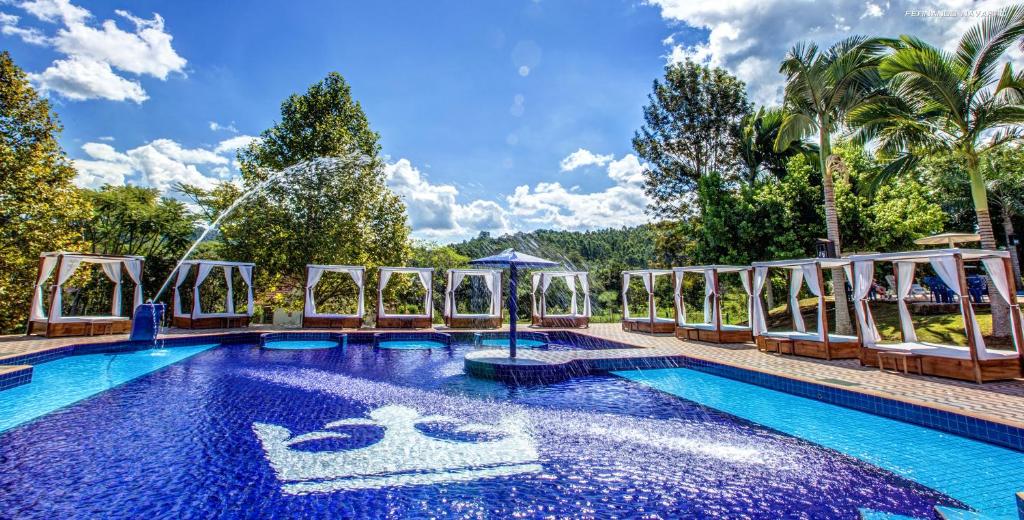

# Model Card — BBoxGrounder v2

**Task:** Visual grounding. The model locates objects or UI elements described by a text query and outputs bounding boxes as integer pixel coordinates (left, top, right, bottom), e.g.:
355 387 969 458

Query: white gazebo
673 265 754 344
171 260 254 329
302 265 365 329
849 249 1022 383
28 252 144 337
531 271 591 328
376 267 434 329
750 257 860 360
443 268 502 328
621 269 675 334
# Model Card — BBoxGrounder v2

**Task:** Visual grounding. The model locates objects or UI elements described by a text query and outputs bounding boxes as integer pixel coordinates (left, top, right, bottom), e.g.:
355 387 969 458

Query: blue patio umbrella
468 249 559 358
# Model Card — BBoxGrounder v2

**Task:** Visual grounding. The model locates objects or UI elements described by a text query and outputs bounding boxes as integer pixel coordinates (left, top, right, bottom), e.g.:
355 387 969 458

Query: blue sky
1 0 1004 242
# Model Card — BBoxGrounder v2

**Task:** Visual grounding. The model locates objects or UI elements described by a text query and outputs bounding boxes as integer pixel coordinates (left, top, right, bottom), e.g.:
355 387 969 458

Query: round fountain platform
464 347 685 384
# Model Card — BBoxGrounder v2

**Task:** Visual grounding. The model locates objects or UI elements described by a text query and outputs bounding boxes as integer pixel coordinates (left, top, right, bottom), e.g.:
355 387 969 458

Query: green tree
633 60 750 218
0 51 90 333
849 7 1024 335
983 149 1024 282
190 72 410 309
776 37 888 334
735 106 811 185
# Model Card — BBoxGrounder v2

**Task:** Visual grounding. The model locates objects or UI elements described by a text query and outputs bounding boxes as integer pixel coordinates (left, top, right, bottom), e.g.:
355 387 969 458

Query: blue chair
966 276 988 303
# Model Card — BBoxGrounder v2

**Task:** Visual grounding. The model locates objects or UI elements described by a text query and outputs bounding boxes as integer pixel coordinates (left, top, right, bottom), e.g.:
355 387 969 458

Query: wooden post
712 268 722 335
955 253 984 384
649 272 656 333
1002 256 1024 375
818 262 832 360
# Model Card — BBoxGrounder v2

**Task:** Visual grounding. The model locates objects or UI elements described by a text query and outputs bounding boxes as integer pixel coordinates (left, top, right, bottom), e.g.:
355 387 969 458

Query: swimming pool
0 334 1018 518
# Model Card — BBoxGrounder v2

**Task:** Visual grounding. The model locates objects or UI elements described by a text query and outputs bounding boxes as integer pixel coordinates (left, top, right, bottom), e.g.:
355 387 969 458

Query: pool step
858 508 922 519
934 505 985 519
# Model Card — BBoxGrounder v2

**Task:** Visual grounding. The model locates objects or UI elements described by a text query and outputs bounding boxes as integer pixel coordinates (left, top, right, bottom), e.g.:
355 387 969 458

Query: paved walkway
3 323 1024 428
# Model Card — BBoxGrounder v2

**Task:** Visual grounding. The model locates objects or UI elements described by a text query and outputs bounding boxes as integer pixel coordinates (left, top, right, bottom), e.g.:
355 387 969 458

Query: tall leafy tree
849 7 1024 335
633 60 750 218
776 37 888 334
0 51 90 333
735 106 811 185
190 72 410 309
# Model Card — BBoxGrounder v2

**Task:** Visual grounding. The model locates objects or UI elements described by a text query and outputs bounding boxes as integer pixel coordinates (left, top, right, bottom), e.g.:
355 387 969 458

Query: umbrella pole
509 264 518 358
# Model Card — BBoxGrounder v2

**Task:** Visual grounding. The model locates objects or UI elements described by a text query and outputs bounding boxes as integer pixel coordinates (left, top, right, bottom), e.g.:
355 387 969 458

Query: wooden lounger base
29 319 131 338
445 316 502 329
376 316 434 329
302 316 363 329
860 346 1021 383
756 335 860 360
531 316 589 328
171 316 250 329
622 320 675 334
675 326 753 344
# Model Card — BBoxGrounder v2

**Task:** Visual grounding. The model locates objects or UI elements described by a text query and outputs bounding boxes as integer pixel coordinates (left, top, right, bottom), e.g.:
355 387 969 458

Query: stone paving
3 322 1024 428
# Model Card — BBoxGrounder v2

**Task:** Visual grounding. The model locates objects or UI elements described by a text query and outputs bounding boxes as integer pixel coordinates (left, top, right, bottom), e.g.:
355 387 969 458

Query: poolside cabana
302 265 364 329
849 249 1023 383
750 258 860 360
28 252 144 337
376 267 433 329
443 268 502 329
673 265 754 344
171 260 254 329
531 271 591 328
621 269 674 334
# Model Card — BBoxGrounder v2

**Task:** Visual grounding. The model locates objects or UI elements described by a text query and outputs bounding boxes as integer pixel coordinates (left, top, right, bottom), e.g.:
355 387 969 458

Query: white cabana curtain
739 270 752 329
379 269 431 318
751 267 768 335
445 270 500 318
562 274 578 315
125 259 143 313
101 263 122 316
48 257 82 322
930 257 988 354
789 269 806 332
622 273 631 320
703 269 716 324
674 271 685 325
307 267 364 318
192 263 215 318
223 266 234 315
30 256 59 321
801 264 825 341
305 268 326 316
852 261 881 346
237 265 254 316
896 262 919 343
378 269 393 316
532 273 542 316
981 258 1022 353
579 273 591 317
173 264 192 318
486 271 500 316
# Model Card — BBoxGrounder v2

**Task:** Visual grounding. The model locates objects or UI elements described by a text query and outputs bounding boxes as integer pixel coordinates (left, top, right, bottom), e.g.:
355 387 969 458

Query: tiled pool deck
3 323 1024 435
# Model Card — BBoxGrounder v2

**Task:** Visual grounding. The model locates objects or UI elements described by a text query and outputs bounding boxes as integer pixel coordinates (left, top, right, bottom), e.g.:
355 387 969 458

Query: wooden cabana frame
443 268 502 329
621 269 674 334
302 265 364 329
376 267 433 329
171 260 254 329
750 257 860 360
673 265 754 344
531 271 591 328
27 252 144 337
849 249 1023 383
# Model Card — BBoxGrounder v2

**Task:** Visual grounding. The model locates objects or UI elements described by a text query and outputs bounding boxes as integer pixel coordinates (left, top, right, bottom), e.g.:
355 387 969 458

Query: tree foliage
0 51 90 332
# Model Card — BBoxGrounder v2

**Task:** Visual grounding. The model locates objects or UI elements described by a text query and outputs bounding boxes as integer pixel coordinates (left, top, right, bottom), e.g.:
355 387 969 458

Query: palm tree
776 37 889 335
736 106 813 185
985 156 1024 283
849 6 1024 336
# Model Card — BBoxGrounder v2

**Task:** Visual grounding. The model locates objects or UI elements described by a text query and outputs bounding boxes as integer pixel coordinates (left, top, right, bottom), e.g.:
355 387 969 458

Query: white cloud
29 56 147 103
559 148 614 171
209 121 238 133
649 0 1019 105
4 0 186 103
97 135 114 141
214 135 260 154
73 138 238 191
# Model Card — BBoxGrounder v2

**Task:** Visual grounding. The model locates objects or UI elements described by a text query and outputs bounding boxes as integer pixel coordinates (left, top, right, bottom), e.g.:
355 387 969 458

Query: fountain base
129 303 165 343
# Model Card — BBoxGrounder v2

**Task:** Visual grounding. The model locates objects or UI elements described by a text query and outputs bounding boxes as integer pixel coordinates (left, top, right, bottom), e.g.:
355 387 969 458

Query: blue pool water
479 338 547 348
263 339 339 350
0 336 1007 519
376 339 448 349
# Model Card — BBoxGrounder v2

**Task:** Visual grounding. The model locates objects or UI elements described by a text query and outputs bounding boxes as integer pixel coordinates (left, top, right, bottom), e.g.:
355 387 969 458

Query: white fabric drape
417 271 432 317
237 265 254 316
193 263 215 317
801 264 825 341
930 257 987 354
642 273 653 295
739 270 752 330
579 273 591 317
981 258 1021 353
305 267 326 317
49 257 82 321
532 273 542 317
789 269 806 332
703 269 716 324
351 270 365 317
124 259 143 312
896 262 919 343
674 271 685 325
852 261 881 346
752 267 768 335
223 266 235 315
445 271 467 317
485 271 500 316
173 264 192 318
101 262 123 316
562 274 578 315
378 270 393 316
622 273 631 320
31 256 59 321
